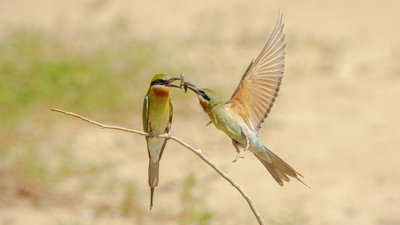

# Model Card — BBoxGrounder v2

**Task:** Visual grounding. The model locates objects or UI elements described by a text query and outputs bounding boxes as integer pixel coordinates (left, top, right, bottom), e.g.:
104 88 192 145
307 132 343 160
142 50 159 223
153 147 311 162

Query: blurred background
1 0 399 224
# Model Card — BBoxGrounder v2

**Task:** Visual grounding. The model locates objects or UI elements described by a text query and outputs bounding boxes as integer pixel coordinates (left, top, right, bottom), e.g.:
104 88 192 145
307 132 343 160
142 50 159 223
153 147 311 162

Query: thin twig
51 108 265 225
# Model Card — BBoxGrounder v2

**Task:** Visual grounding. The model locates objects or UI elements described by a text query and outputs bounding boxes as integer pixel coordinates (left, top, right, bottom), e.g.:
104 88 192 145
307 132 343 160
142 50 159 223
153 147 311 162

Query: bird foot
166 132 172 140
231 139 245 163
232 154 245 163
149 131 155 138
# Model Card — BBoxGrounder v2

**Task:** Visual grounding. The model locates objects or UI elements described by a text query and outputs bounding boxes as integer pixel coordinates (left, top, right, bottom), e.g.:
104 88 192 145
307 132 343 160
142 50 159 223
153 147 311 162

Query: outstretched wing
227 13 286 134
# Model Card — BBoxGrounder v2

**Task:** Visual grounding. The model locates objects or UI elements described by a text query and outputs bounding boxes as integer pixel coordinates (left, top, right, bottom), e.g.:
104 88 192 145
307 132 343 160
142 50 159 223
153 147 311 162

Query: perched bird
143 74 181 209
186 14 308 187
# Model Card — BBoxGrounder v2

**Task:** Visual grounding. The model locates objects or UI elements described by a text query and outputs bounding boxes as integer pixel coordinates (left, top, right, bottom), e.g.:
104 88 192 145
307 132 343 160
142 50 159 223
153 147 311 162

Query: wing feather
227 13 286 134
143 96 150 133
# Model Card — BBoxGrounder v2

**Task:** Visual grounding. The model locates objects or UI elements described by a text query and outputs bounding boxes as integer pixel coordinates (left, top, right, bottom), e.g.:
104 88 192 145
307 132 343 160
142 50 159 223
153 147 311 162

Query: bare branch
51 108 265 225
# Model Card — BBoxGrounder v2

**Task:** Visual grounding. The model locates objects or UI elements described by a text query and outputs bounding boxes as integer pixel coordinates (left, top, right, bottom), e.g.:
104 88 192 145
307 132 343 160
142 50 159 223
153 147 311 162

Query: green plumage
185 14 309 187
143 74 175 209
194 88 307 187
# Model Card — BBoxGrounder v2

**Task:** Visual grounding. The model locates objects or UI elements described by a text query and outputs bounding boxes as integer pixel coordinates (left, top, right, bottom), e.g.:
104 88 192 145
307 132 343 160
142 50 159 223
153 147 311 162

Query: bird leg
240 128 250 152
232 139 245 163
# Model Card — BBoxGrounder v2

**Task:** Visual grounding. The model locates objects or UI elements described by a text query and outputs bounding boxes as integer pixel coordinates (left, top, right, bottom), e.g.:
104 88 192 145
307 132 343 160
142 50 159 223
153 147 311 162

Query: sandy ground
1 0 400 224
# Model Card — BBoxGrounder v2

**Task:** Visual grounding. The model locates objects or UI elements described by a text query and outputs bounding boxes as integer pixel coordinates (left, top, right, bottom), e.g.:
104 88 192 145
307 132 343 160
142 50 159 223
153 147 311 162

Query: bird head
185 83 225 112
149 74 181 94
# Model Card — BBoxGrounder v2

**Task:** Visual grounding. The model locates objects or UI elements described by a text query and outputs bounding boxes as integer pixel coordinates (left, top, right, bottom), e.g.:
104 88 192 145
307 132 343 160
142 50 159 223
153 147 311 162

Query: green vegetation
0 27 214 223
179 173 214 224
0 29 177 132
0 27 309 224
0 28 164 205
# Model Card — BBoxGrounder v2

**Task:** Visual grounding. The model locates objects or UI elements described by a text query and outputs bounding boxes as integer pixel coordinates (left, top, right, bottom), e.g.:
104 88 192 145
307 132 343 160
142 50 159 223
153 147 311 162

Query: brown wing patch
227 79 252 121
227 13 286 134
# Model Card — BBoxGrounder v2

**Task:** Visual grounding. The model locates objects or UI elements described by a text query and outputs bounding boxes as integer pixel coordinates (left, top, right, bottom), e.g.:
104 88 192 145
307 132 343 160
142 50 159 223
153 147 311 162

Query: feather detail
254 146 308 187
227 13 286 134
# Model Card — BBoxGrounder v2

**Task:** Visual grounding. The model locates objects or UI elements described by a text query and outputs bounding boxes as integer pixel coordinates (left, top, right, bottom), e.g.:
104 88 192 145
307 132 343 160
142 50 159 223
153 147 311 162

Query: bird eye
199 90 210 101
156 79 161 84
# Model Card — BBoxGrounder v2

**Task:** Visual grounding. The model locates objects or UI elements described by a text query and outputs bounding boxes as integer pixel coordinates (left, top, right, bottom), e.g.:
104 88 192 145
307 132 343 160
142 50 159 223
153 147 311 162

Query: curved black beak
184 82 202 95
165 77 182 88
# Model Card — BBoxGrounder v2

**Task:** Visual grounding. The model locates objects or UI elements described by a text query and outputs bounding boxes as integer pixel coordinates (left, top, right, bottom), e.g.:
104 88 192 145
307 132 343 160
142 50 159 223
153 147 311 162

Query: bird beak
184 82 202 95
165 77 182 88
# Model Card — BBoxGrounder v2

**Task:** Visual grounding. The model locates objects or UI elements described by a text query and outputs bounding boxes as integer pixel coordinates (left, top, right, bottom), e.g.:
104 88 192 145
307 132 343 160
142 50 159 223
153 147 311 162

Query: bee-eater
143 74 181 209
186 14 308 187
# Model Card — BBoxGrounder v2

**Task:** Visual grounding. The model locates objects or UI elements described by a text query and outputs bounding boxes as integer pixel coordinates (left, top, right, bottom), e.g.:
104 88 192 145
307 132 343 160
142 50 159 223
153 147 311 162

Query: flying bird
185 14 308 187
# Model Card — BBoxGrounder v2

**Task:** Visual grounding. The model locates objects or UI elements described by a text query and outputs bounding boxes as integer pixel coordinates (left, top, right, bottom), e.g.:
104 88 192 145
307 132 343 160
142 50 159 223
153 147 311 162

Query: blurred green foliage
179 173 214 224
0 27 215 223
120 181 143 217
0 27 176 201
0 28 161 205
0 29 171 133
0 26 306 224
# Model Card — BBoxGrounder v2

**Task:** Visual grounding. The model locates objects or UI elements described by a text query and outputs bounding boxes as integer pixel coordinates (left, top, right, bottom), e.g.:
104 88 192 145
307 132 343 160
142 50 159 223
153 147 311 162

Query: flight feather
227 13 286 134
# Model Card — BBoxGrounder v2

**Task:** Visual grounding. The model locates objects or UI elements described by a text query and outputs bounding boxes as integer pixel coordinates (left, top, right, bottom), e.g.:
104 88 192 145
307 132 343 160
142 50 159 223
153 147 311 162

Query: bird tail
254 145 310 188
149 160 160 210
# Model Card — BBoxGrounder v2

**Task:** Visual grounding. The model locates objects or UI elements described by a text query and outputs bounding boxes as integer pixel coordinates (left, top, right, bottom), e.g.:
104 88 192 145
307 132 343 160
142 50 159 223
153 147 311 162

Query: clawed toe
149 131 155 138
232 154 245 163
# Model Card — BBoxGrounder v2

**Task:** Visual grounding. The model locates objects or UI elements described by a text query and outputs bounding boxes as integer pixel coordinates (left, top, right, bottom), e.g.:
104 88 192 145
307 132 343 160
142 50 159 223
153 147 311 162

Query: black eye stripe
151 79 166 86
198 90 210 101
